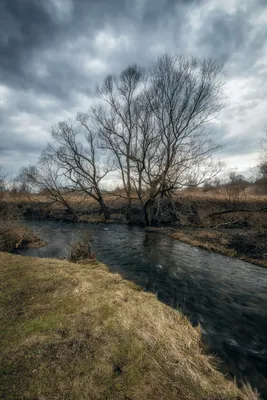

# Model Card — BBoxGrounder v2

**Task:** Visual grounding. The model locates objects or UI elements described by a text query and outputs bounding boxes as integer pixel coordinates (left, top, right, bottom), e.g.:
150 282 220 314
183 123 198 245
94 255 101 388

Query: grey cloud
198 10 249 62
220 135 259 157
0 0 267 175
0 1 61 82
196 1 267 74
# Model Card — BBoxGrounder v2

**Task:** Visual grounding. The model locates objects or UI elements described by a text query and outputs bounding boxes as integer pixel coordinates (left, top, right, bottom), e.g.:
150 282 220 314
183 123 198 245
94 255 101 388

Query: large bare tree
95 54 224 225
93 64 145 221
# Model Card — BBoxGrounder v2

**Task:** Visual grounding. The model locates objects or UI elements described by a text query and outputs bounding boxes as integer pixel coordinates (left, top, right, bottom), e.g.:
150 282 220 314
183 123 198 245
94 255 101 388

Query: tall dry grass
68 232 95 262
0 203 42 252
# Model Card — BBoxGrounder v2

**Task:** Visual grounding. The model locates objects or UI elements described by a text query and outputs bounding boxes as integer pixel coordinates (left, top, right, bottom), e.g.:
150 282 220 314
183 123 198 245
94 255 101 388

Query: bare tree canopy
95 54 224 225
44 113 113 219
17 159 76 214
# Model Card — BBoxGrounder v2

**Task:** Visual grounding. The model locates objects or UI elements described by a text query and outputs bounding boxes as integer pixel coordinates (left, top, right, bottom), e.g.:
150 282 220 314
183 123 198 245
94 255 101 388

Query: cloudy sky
0 0 267 178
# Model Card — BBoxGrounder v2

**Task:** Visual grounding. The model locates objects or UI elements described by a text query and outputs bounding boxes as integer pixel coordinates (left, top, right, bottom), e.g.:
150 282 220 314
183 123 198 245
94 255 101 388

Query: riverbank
2 192 267 228
0 219 44 252
171 229 267 268
1 194 267 268
0 252 258 400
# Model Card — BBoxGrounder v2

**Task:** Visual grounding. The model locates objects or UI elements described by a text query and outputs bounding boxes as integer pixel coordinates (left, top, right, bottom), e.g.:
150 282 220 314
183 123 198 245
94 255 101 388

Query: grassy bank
0 253 258 399
171 229 267 268
0 220 44 252
0 202 44 252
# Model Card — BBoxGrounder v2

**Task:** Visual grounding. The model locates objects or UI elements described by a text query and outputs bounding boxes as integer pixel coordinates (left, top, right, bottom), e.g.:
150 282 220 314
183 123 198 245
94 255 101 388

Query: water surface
20 220 267 397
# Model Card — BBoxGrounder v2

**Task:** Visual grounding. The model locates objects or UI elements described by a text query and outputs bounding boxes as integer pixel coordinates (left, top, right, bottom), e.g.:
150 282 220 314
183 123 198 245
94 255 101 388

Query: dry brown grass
0 221 41 252
172 230 234 255
0 204 43 252
171 229 267 268
3 186 267 203
180 186 267 201
68 232 95 262
0 252 258 400
241 384 260 400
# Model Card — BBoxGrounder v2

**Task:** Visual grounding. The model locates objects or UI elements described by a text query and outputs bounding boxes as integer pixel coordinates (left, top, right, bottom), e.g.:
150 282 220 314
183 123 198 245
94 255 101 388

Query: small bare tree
0 166 7 192
45 113 112 220
254 129 267 193
17 159 76 215
225 172 248 206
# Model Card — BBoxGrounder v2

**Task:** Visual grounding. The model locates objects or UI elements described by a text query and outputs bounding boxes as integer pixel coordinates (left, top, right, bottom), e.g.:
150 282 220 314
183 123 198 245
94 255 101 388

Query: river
19 220 267 397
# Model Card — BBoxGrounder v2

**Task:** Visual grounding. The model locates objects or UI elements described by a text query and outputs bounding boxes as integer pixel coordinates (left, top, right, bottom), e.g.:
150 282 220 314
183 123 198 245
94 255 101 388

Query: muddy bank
171 229 267 268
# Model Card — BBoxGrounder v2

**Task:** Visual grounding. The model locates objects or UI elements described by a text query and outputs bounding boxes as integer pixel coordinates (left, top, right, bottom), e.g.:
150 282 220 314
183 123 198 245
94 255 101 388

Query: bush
0 203 40 252
68 232 95 262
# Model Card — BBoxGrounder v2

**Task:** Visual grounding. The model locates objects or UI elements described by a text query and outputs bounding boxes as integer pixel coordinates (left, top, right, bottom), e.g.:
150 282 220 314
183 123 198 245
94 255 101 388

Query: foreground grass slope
0 253 256 400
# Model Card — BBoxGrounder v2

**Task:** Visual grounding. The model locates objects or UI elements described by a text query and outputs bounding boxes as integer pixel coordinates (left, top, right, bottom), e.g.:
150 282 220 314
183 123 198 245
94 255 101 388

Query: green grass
0 252 258 400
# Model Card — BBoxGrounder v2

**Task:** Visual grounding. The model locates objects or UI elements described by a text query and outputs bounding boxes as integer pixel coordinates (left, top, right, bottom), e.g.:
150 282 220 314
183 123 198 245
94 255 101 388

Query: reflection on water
19 220 267 397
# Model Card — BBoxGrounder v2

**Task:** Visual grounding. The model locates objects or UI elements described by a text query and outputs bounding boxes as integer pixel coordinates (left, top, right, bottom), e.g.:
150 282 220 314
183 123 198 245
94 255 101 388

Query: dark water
19 220 267 397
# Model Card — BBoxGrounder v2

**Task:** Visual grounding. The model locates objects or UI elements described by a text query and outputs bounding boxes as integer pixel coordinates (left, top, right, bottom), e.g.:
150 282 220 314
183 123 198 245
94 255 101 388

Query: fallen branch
210 208 267 217
212 220 239 230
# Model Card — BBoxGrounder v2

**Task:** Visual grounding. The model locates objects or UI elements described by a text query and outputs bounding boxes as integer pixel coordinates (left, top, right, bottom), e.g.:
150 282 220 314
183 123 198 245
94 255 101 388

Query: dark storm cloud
197 9 249 63
196 1 267 72
0 0 62 89
0 0 201 95
0 0 267 174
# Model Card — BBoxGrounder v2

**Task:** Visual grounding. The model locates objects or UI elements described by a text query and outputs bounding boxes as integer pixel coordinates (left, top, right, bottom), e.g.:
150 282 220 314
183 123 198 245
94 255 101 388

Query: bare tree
258 162 267 179
17 159 76 215
259 130 267 178
0 166 7 192
93 64 145 221
225 172 248 206
95 54 224 225
255 130 267 193
45 113 112 220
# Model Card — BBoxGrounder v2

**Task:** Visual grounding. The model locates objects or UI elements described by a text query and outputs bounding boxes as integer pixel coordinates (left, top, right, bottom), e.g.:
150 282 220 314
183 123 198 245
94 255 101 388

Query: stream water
19 220 267 397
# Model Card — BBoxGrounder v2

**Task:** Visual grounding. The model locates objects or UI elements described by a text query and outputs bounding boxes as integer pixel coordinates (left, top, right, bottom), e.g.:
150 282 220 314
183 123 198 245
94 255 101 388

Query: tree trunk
143 199 153 227
126 200 132 223
126 153 132 223
97 192 110 220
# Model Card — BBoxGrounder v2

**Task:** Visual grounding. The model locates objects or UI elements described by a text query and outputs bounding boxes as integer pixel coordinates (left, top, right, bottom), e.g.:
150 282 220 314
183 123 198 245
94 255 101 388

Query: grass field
0 253 258 399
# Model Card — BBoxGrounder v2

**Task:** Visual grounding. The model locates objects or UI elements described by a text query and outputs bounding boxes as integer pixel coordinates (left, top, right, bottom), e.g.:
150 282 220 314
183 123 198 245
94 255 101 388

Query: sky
0 0 267 180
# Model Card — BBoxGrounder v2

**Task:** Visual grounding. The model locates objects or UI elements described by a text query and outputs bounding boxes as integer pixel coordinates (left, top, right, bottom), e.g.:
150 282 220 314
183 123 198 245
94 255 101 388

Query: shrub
0 203 40 252
68 232 95 262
